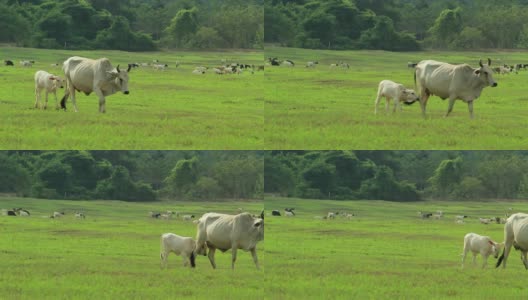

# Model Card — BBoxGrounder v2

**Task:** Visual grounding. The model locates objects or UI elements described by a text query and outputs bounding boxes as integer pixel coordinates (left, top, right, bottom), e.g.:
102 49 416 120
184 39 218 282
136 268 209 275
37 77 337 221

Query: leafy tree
429 157 463 199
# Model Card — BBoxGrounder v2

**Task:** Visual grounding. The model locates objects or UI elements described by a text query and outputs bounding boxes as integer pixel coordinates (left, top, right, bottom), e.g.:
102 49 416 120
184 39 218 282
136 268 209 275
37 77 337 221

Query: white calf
34 70 64 109
182 215 195 221
160 233 197 268
374 80 419 114
21 61 33 67
461 233 503 268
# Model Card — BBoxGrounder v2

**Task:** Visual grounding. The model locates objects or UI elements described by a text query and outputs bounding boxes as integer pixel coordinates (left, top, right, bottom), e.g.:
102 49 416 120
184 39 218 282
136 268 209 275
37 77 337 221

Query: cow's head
476 58 498 87
107 64 131 95
489 241 504 258
401 88 419 105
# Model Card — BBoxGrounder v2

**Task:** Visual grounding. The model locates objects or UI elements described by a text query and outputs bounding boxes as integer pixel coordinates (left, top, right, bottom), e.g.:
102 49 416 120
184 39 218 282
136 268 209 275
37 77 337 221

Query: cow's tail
496 248 505 268
160 235 165 268
414 68 417 91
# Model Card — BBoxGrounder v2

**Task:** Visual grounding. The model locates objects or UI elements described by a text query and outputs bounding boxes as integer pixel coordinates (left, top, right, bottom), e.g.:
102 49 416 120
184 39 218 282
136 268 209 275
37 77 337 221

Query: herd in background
1 208 85 219
269 207 355 220
418 208 512 225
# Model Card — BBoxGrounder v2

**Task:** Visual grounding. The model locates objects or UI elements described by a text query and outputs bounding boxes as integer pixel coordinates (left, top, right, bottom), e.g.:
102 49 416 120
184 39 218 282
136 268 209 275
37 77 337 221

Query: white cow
306 61 318 68
34 70 64 110
153 64 168 71
195 211 264 270
374 80 419 114
496 213 528 269
75 212 85 219
182 215 195 221
160 233 199 268
479 218 491 224
327 212 336 219
52 211 64 218
20 60 33 67
414 59 497 118
462 233 503 268
285 211 294 217
61 56 131 113
192 69 205 75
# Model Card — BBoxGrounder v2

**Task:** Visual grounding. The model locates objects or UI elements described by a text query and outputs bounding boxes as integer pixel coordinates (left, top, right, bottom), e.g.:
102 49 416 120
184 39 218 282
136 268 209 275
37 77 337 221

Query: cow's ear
127 64 132 72
488 240 495 246
116 65 120 73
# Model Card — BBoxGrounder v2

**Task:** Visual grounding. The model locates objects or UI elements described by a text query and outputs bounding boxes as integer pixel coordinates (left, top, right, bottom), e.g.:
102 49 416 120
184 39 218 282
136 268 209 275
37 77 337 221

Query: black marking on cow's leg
496 250 505 268
60 95 68 110
190 252 196 268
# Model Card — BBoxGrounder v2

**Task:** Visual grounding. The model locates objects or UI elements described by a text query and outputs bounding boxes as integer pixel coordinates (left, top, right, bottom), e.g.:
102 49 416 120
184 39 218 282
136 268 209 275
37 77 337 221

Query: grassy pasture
0 197 264 299
0 47 263 150
265 197 528 299
264 47 528 149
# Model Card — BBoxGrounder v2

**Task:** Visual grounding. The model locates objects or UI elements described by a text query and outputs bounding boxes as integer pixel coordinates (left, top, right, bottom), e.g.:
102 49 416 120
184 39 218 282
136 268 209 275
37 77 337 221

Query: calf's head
489 241 504 258
401 88 419 105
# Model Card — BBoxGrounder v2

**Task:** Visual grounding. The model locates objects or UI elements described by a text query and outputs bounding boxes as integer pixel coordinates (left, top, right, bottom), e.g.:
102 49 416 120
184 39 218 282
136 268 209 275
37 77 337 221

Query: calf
160 233 198 268
462 233 503 268
374 80 419 114
34 70 64 110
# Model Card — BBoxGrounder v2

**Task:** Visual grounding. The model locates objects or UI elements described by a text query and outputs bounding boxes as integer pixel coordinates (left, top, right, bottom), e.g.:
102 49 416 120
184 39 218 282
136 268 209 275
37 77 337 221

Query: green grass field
0 47 263 150
265 197 528 299
264 47 528 149
0 197 264 299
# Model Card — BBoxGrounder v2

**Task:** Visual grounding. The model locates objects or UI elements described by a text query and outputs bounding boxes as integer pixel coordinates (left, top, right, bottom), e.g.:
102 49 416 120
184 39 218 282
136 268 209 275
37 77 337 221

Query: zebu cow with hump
196 211 264 270
61 56 131 113
496 213 528 269
414 59 497 118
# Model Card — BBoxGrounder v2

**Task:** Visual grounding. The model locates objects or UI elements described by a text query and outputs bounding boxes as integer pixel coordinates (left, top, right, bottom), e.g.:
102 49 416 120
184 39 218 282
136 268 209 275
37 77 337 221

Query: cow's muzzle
491 83 498 87
124 91 129 95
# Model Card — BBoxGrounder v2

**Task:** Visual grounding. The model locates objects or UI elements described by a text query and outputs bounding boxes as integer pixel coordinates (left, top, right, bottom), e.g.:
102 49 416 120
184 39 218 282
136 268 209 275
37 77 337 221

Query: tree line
265 151 528 201
0 151 263 201
265 0 528 51
0 0 263 51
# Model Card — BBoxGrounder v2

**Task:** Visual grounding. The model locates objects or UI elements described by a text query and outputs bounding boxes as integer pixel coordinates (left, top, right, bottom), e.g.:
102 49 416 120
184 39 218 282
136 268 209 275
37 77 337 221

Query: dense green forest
0 151 263 201
265 151 528 201
265 0 528 50
0 0 263 51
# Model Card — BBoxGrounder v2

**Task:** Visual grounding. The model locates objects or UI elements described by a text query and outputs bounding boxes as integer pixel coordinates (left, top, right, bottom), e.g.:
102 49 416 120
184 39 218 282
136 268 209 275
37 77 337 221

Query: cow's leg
44 92 49 109
94 88 106 113
374 93 382 115
53 91 58 110
231 246 238 270
472 253 477 266
461 247 467 268
481 254 488 268
207 247 216 269
419 91 429 118
523 251 528 270
182 255 187 267
250 248 260 270
445 97 456 117
467 100 474 119
160 251 168 269
69 86 79 112
34 88 40 109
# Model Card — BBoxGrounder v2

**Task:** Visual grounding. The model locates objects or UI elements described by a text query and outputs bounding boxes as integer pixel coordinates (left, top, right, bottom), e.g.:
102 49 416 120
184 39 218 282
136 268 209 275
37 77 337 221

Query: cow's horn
116 65 120 73
127 64 131 72
260 210 264 219
479 59 483 68
488 58 492 66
